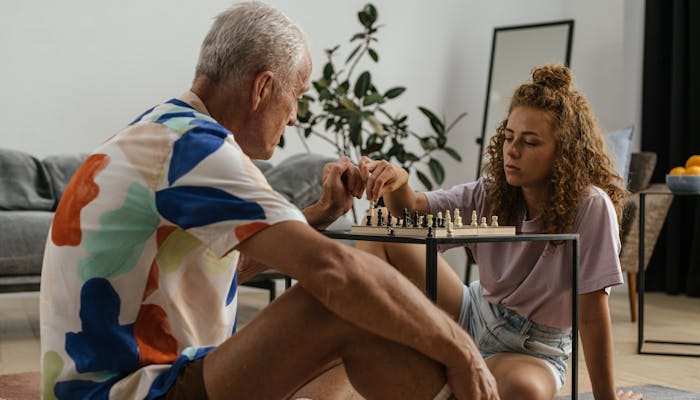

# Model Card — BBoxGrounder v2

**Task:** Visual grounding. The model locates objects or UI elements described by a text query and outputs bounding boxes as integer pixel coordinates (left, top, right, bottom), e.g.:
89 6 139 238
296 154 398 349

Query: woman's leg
355 240 465 321
485 353 557 400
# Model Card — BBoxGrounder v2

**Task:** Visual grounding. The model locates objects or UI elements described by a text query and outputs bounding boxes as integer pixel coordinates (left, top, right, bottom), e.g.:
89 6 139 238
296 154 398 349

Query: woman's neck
521 185 549 220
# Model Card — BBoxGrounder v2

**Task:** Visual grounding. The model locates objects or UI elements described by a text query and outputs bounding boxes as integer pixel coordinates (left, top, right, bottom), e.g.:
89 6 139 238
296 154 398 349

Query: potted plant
293 3 465 190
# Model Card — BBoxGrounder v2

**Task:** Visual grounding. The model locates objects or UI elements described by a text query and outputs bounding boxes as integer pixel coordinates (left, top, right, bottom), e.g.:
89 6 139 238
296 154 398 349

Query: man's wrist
303 201 338 230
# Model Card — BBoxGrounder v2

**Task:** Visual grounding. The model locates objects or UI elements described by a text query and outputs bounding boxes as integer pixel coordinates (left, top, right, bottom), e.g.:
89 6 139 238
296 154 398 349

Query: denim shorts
458 281 572 389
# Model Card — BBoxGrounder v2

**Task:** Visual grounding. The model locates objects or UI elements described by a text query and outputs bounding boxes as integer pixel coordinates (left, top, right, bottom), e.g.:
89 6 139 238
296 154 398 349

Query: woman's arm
579 290 642 400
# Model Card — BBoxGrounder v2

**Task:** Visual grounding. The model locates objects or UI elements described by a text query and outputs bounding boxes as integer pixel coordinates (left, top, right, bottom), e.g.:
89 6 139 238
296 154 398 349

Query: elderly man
39 2 498 399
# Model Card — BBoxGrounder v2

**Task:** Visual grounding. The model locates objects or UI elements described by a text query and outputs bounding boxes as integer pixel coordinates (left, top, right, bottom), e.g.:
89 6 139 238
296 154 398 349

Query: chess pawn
413 211 420 228
377 208 384 226
471 210 478 227
447 222 454 237
402 208 409 227
454 209 463 228
437 211 443 220
365 214 372 226
418 215 424 227
427 226 433 238
491 215 499 227
480 217 488 228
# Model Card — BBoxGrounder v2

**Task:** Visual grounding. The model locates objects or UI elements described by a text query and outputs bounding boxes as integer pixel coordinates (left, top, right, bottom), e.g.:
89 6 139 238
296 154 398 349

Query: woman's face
502 106 557 192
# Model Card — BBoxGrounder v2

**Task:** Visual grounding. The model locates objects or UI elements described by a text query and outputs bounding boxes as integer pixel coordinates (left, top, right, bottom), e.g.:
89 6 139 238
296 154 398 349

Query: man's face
243 53 312 160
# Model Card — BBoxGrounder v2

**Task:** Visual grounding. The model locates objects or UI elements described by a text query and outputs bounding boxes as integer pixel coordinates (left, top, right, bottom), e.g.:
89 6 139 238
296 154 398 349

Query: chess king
355 64 642 400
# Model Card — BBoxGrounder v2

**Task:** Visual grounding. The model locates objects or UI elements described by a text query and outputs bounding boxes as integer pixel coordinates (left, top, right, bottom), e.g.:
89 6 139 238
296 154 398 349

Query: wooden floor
2 285 699 395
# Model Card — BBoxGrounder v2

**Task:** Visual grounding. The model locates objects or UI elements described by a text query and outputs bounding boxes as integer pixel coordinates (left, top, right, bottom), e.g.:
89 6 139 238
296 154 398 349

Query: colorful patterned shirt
39 91 306 399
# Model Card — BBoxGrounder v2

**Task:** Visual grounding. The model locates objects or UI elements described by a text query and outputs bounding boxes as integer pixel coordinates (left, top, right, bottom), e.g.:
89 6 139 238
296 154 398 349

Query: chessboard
350 207 516 238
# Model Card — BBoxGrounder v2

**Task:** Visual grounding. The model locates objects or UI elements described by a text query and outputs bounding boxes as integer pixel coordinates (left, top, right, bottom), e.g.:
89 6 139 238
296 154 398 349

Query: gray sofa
0 148 339 294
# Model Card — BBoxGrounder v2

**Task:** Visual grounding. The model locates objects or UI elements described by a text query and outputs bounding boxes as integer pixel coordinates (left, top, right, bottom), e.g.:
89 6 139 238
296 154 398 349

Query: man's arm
235 220 497 398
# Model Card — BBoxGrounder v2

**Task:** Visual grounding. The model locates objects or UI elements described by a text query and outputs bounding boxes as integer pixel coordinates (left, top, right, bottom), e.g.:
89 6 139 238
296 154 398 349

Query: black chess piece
439 218 445 228
427 226 433 238
387 211 393 227
413 211 419 228
432 216 437 228
366 214 372 226
402 208 409 227
377 208 384 226
422 213 428 228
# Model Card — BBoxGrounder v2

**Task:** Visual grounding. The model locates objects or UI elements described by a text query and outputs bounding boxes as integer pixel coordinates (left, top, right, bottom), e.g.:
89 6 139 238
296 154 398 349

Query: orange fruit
669 166 686 175
685 165 700 175
685 155 700 169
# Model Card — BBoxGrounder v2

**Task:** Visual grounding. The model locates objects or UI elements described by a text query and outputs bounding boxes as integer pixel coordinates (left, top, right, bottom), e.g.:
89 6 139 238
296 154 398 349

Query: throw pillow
0 148 54 211
43 154 88 208
603 125 634 188
264 153 336 209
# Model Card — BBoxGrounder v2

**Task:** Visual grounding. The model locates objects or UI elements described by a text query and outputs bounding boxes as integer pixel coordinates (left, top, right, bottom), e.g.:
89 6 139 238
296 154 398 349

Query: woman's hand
358 156 408 203
616 390 643 400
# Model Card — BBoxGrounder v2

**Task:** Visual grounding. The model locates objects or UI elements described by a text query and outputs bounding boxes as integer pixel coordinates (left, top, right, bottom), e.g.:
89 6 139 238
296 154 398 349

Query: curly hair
483 64 627 236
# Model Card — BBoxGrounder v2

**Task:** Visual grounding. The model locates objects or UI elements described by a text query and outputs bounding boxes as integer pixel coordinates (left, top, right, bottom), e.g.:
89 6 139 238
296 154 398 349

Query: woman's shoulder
574 185 619 229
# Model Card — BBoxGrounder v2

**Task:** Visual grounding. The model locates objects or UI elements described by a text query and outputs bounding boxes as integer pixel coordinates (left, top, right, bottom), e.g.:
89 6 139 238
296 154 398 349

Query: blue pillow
603 125 634 188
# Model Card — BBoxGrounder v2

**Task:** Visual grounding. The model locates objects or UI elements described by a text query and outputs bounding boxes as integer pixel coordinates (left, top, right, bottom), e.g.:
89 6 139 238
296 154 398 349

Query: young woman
356 64 642 400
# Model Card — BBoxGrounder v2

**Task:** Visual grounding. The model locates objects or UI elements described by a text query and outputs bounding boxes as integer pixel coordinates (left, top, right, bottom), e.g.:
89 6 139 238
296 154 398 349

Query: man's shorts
458 281 572 390
158 357 208 400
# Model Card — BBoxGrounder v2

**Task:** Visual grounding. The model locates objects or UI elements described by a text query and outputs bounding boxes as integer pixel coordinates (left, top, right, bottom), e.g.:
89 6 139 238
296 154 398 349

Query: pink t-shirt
425 179 624 329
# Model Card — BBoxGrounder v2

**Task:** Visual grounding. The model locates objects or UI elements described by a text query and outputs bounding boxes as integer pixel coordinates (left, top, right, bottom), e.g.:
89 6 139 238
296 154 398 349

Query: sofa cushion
264 153 336 209
0 211 53 276
42 154 88 207
0 148 54 211
627 152 657 193
603 126 635 188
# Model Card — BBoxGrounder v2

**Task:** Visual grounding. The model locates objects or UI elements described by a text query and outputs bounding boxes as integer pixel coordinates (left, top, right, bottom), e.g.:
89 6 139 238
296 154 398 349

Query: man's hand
303 157 364 230
446 350 500 400
358 156 408 203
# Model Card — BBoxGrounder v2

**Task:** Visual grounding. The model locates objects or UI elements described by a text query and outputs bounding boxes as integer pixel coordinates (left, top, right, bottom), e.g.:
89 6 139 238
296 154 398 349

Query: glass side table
323 230 581 399
638 187 700 357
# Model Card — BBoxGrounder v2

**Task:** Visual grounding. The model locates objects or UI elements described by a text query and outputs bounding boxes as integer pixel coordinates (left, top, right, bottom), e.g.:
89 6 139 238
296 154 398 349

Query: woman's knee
497 372 555 400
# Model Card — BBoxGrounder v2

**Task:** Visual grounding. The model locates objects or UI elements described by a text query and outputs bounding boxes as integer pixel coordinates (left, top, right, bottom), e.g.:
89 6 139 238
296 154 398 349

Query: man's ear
251 70 274 112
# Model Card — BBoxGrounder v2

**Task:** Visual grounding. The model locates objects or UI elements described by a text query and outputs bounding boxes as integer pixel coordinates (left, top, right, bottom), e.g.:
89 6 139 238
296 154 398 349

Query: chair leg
627 272 637 322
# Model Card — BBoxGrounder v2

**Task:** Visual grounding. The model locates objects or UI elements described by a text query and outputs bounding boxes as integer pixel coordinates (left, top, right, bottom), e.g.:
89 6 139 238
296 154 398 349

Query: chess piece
454 209 463 228
377 208 384 226
418 215 424 227
427 214 433 227
445 210 452 226
471 210 478 227
480 217 488 228
437 211 443 220
491 215 499 227
403 208 409 227
413 211 420 228
365 214 372 226
387 210 393 227
427 226 433 238
447 222 454 237
421 214 428 228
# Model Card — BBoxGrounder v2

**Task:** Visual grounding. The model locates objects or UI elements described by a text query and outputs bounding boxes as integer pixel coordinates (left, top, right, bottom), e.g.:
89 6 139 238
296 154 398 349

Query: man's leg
203 285 449 400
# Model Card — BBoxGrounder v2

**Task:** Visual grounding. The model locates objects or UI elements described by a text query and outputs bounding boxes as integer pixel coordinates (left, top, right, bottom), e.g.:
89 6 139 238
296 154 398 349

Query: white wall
0 0 645 272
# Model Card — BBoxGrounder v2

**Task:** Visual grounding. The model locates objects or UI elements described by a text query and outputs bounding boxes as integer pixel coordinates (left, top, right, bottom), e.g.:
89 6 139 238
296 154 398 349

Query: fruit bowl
666 174 700 194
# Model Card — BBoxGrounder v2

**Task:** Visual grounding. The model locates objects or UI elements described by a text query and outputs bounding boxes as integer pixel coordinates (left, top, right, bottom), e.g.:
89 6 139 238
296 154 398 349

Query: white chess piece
491 215 499 227
427 214 433 227
437 211 443 220
471 210 478 227
445 210 452 226
454 209 462 228
480 217 488 228
447 222 454 237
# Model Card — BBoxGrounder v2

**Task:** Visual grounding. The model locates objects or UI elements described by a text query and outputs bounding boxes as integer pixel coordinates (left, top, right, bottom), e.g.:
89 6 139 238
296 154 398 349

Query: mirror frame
476 20 574 178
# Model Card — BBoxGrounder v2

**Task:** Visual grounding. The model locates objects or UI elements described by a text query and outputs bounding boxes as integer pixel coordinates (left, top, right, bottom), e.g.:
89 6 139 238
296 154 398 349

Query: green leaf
363 93 383 106
304 127 312 138
418 106 445 135
363 4 378 23
328 107 355 118
358 11 372 28
316 78 329 89
405 152 420 162
384 87 405 99
368 48 379 62
443 146 462 161
428 158 445 185
416 170 433 191
340 98 359 111
420 137 438 150
337 80 350 96
323 62 334 80
297 99 309 119
350 33 365 42
346 43 362 64
349 116 362 146
325 118 334 130
354 71 371 98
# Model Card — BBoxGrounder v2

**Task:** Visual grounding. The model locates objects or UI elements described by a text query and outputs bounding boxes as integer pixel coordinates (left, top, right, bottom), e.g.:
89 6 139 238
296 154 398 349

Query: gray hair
195 1 308 89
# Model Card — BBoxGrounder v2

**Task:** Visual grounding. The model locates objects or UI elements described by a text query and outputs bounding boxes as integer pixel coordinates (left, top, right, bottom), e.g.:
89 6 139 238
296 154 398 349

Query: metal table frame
637 189 700 357
324 230 580 399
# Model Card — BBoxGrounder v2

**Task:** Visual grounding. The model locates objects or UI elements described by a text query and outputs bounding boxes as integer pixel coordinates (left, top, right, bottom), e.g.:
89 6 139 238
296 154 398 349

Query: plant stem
346 32 371 82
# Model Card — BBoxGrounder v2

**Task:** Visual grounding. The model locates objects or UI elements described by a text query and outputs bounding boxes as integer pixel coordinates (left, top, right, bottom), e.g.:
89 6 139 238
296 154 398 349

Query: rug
556 385 700 400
